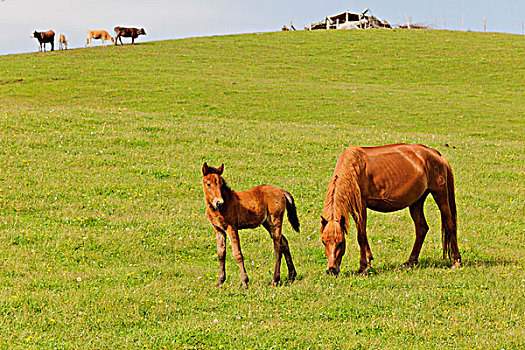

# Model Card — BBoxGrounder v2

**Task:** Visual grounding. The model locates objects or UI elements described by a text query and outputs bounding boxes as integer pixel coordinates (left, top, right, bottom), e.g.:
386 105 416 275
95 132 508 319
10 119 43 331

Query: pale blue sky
0 0 524 55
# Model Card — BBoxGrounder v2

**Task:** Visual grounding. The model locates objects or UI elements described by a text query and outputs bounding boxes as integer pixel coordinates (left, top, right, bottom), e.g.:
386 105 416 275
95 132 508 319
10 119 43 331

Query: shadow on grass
337 256 518 277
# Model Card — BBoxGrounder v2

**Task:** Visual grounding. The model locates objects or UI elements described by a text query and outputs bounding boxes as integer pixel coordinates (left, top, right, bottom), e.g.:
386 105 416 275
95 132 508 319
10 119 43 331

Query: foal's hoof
452 260 461 269
403 260 418 268
288 271 297 283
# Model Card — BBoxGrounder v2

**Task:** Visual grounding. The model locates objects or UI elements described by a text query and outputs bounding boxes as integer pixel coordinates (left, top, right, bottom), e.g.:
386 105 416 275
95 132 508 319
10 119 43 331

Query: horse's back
228 185 286 229
238 185 286 207
357 143 447 172
339 143 449 211
236 185 286 220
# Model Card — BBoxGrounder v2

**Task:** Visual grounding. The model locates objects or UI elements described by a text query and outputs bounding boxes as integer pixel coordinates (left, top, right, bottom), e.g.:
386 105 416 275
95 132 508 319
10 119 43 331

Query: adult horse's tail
283 190 300 233
442 164 457 260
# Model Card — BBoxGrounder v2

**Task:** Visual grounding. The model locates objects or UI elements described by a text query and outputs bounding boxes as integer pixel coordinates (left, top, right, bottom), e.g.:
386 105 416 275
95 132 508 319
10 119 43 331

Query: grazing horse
202 163 300 288
86 30 115 47
113 26 146 45
321 143 461 275
30 30 55 52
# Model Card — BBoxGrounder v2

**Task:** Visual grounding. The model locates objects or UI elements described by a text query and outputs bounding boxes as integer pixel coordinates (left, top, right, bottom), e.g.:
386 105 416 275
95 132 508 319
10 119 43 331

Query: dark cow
30 30 55 52
113 26 146 45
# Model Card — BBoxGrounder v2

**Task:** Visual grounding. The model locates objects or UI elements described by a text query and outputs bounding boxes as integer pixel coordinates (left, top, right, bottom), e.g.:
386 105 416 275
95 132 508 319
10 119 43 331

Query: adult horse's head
321 215 347 276
202 162 225 211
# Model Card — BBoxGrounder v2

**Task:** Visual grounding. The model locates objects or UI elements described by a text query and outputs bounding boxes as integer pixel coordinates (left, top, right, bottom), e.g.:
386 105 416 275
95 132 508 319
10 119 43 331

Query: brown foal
202 163 300 288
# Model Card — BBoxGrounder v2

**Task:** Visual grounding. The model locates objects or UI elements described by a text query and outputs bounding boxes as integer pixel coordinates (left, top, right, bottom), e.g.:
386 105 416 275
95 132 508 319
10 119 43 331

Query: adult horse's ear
321 216 328 227
217 164 224 175
202 162 209 175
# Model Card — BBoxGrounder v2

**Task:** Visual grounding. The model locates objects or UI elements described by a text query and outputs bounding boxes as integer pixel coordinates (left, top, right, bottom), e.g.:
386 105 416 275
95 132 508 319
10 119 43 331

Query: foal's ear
202 162 209 175
217 163 224 175
321 216 328 227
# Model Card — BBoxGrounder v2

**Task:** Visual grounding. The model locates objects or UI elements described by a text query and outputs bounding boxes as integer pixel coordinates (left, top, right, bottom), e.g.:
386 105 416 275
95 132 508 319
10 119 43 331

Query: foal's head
320 216 347 276
202 162 226 211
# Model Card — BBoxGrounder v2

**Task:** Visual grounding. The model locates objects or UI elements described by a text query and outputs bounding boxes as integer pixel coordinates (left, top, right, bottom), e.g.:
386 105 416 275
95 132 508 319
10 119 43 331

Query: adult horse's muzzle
325 266 340 276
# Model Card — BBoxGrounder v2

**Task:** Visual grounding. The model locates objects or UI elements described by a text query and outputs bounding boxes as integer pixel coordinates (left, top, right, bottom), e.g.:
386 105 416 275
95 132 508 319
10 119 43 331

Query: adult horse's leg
226 226 249 288
405 192 430 266
214 228 227 286
356 208 373 273
280 235 297 282
431 188 461 267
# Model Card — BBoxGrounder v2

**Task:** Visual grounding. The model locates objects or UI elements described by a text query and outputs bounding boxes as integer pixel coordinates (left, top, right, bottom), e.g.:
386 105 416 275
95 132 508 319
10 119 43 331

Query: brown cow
86 30 115 47
114 26 146 45
30 30 55 52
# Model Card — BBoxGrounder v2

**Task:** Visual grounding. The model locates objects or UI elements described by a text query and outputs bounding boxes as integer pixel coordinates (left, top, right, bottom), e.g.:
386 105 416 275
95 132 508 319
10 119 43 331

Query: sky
0 0 524 55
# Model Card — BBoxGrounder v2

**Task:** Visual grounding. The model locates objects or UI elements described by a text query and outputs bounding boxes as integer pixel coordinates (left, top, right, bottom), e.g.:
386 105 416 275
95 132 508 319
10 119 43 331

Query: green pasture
0 29 523 349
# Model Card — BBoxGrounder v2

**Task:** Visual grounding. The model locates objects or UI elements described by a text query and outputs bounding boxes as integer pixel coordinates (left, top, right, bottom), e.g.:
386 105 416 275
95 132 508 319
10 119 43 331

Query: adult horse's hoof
358 265 372 276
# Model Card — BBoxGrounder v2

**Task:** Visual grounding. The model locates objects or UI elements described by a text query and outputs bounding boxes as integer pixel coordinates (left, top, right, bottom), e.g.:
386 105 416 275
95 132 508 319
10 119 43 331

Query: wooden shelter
308 8 391 30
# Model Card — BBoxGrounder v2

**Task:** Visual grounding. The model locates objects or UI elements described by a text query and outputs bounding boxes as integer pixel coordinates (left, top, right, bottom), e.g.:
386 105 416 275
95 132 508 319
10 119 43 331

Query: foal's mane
205 166 223 175
323 147 365 229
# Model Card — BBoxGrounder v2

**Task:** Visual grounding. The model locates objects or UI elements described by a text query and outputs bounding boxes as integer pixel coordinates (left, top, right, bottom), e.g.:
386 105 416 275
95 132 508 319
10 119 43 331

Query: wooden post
346 11 349 23
484 16 486 32
405 14 411 29
326 18 329 29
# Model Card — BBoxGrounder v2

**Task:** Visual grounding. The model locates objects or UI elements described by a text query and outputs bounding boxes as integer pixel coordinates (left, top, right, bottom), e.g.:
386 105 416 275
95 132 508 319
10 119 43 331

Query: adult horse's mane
323 147 365 229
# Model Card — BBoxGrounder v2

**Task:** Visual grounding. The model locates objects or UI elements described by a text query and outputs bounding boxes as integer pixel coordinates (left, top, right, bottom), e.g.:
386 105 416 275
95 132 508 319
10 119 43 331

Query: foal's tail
283 190 300 233
442 164 457 260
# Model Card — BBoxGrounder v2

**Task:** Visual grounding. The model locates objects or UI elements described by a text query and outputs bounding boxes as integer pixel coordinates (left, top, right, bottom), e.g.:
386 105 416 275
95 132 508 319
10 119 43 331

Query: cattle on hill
58 33 68 50
86 30 114 47
30 30 55 52
114 26 146 45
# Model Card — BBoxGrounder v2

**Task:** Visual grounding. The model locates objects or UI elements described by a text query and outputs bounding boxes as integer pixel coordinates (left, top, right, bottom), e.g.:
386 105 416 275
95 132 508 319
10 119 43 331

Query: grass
0 29 524 349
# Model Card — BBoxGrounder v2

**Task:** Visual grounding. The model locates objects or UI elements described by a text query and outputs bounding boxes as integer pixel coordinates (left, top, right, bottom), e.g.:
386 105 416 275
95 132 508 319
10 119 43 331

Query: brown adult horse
202 163 300 288
321 143 461 275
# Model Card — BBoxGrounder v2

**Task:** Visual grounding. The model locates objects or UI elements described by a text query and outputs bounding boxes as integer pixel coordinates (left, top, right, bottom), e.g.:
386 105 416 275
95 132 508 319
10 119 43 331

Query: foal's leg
405 193 430 266
280 235 297 282
214 228 227 286
225 226 249 288
263 218 284 286
431 189 461 267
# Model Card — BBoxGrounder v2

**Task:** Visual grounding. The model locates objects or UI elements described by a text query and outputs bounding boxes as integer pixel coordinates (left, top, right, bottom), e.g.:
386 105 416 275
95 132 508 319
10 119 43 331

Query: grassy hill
0 29 524 349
